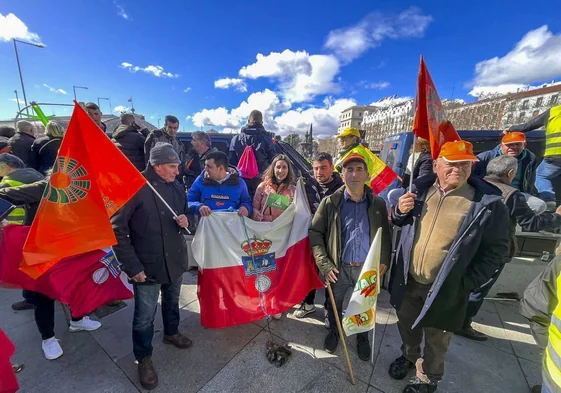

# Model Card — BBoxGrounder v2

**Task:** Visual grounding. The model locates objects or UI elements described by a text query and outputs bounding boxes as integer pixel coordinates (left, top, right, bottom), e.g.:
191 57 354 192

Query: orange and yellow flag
21 102 146 277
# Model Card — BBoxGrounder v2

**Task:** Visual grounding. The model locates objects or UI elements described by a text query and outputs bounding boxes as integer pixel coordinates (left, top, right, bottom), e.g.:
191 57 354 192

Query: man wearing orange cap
387 140 510 393
505 104 561 211
310 153 391 362
474 131 545 214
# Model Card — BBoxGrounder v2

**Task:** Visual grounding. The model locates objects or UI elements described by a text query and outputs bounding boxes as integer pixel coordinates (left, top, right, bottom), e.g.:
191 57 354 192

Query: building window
551 95 559 106
533 110 540 117
509 102 516 111
536 97 543 107
358 112 362 117
519 112 526 122
507 114 513 124
522 100 529 110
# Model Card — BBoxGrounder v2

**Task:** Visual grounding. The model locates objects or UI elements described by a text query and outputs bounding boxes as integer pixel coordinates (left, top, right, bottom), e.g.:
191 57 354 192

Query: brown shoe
163 333 192 349
138 357 158 390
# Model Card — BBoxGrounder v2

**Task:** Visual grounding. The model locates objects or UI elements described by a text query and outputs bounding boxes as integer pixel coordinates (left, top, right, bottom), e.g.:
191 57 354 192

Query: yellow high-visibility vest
543 272 561 392
545 105 561 157
0 177 25 224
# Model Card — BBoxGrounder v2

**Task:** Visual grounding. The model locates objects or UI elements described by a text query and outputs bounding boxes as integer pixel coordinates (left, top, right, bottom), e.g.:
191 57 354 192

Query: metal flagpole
146 180 191 234
409 134 418 190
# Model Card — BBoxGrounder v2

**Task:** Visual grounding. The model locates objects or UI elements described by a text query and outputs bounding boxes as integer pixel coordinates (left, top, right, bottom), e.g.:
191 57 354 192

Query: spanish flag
413 56 460 159
21 102 146 277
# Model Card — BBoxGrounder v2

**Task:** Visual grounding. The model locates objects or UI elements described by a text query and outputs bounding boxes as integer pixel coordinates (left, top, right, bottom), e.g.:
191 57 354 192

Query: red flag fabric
22 102 146 277
1 225 133 317
0 329 18 393
413 56 461 159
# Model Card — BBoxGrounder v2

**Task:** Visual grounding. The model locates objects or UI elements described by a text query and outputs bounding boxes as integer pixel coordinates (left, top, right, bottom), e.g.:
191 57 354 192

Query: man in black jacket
112 114 148 172
111 142 193 390
8 121 35 167
229 110 275 199
389 141 510 393
457 155 561 341
183 131 218 189
0 126 15 154
298 152 344 321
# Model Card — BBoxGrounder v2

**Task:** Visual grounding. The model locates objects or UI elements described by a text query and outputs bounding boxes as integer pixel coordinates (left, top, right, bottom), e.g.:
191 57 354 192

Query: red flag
0 329 18 393
0 225 133 317
413 56 460 159
22 102 146 277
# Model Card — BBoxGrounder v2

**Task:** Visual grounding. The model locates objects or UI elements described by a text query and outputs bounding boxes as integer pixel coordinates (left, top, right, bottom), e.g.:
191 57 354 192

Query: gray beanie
149 142 181 166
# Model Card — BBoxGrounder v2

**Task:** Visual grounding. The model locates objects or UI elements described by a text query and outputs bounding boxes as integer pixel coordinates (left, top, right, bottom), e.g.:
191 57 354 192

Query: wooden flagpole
327 283 356 385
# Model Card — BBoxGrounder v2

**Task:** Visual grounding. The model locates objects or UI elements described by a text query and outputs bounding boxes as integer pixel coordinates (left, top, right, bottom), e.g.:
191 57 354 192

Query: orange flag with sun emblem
21 102 146 278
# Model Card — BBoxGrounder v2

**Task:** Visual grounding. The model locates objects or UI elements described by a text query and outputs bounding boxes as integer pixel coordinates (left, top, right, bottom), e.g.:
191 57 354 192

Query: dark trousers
328 264 367 340
34 292 81 340
132 275 182 361
463 263 506 329
22 289 35 304
396 279 453 381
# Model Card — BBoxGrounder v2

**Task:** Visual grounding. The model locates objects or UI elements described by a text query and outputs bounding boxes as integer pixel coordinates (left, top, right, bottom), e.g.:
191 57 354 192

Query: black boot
389 355 415 380
455 325 488 341
403 378 437 393
356 334 371 361
324 330 338 353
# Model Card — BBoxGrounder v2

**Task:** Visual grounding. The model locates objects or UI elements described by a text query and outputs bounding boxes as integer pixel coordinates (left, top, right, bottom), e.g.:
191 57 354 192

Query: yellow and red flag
21 102 146 277
413 56 460 159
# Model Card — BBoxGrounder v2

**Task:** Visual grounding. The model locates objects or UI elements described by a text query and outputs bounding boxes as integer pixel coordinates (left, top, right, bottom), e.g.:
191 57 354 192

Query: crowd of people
1 102 561 393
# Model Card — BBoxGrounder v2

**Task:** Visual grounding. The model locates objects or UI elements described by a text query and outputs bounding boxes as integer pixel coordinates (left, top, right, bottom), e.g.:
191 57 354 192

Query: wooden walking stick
326 282 356 385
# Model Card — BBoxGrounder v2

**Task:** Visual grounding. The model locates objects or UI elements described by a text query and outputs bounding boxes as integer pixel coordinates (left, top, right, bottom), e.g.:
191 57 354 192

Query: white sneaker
42 337 63 360
69 316 102 332
294 303 316 318
272 313 282 320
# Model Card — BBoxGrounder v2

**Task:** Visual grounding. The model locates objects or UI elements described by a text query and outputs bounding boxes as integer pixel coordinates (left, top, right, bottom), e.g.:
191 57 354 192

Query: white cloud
9 98 25 105
113 105 130 113
369 95 413 109
43 84 67 95
239 50 341 103
324 7 432 62
366 81 390 90
184 87 192 93
192 89 290 129
120 62 179 78
214 78 247 92
0 13 43 44
468 80 561 98
185 115 192 121
114 2 131 20
274 97 357 138
470 26 561 87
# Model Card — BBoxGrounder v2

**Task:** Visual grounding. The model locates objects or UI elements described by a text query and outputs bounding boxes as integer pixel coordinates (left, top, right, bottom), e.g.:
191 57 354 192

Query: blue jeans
536 158 561 202
132 275 182 361
463 264 505 329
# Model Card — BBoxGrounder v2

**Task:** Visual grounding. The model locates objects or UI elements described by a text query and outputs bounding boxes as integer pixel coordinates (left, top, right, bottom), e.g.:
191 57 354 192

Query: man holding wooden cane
309 153 391 361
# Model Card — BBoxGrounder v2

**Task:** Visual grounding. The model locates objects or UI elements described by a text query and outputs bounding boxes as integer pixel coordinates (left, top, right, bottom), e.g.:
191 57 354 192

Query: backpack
237 145 259 179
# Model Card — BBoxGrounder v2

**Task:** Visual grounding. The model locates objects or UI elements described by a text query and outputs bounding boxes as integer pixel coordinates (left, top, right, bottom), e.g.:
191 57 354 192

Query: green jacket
308 185 392 275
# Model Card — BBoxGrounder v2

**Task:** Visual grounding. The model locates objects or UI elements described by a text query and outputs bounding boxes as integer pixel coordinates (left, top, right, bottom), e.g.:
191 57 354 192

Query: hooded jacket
31 135 62 175
229 123 276 174
8 132 35 168
112 125 147 172
187 166 253 214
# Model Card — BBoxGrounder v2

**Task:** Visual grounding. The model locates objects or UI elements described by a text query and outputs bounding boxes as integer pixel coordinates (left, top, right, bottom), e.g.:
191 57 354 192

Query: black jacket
304 173 345 215
111 165 194 284
389 174 510 331
112 125 146 172
0 136 9 153
8 132 35 168
0 179 47 225
183 146 218 189
403 152 433 186
31 136 62 175
144 129 185 166
474 146 538 194
229 123 275 174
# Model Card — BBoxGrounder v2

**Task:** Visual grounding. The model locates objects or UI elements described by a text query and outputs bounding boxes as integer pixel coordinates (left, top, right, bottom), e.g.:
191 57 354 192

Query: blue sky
1 0 560 138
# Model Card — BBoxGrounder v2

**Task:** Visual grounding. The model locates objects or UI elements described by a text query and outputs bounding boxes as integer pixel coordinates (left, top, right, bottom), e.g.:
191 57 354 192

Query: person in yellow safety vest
505 105 561 212
334 127 377 186
0 153 44 224
541 269 561 393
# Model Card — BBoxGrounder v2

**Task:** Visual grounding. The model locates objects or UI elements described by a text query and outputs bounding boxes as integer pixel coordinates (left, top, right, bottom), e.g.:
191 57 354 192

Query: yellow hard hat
337 127 360 138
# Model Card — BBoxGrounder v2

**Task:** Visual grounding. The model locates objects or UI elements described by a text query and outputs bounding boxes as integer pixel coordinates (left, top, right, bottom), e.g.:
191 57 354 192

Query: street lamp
97 97 111 114
13 38 44 115
73 85 88 101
